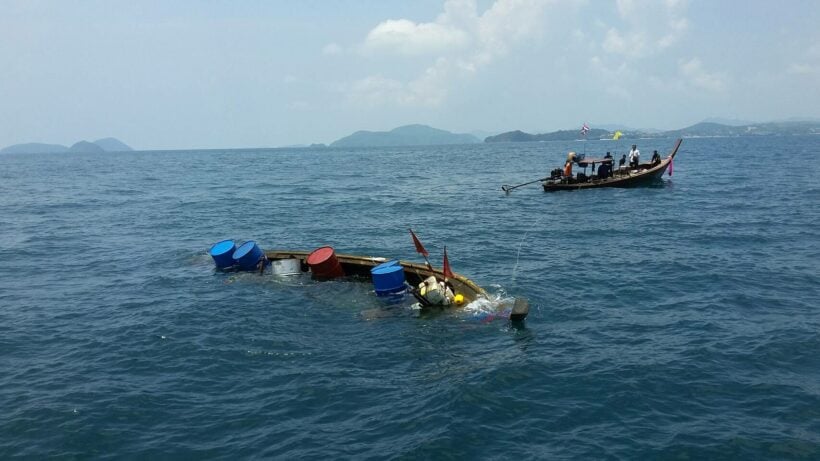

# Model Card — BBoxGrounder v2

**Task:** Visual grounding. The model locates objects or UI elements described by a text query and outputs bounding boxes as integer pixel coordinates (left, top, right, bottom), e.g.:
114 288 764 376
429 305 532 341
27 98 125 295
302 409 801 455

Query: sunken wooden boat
542 138 682 192
264 249 530 322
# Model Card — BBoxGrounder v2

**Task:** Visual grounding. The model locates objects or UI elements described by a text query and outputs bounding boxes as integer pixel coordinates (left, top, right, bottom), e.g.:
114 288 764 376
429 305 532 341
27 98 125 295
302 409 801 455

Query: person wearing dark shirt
598 162 611 179
651 150 661 165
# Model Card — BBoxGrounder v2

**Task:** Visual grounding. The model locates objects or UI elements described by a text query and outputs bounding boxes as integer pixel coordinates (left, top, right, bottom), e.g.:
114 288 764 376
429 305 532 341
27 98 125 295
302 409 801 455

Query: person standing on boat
651 150 661 166
563 159 573 179
562 151 576 181
628 144 640 169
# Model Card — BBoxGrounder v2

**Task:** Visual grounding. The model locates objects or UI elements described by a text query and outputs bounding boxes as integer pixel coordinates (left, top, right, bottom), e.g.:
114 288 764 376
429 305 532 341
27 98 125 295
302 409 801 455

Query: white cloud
680 57 725 92
602 28 641 57
475 0 553 55
603 0 688 59
349 59 451 107
347 0 696 108
322 42 343 56
353 0 557 107
787 42 820 76
363 19 470 56
349 75 423 106
588 55 633 99
788 64 818 75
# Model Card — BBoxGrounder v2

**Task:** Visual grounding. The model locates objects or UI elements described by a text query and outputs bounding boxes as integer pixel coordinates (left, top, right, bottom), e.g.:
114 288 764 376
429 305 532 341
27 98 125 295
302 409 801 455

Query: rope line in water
510 215 543 288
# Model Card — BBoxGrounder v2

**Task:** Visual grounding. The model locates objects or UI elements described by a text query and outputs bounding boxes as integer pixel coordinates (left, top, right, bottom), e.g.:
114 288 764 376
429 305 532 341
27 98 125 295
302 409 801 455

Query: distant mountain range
485 121 820 143
4 119 819 153
485 128 612 143
1 137 133 154
330 124 479 147
331 120 819 148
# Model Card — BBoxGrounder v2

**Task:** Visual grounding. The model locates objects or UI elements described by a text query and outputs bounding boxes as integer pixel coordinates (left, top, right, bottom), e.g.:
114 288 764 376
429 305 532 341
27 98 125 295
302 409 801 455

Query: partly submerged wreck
209 234 529 322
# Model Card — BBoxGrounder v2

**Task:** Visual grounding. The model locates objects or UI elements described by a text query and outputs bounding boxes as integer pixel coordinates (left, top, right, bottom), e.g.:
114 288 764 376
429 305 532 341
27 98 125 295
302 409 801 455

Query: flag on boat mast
409 228 433 270
443 246 454 281
409 228 428 257
580 122 590 136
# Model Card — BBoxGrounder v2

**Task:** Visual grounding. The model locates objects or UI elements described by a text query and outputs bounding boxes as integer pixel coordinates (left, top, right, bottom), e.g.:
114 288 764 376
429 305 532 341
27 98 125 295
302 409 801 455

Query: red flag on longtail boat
669 157 674 176
443 246 454 280
409 229 429 257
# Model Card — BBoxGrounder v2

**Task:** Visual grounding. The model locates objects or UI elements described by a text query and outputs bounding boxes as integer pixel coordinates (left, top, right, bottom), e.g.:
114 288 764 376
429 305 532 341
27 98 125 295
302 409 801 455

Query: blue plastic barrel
210 239 237 269
371 260 406 296
232 240 264 271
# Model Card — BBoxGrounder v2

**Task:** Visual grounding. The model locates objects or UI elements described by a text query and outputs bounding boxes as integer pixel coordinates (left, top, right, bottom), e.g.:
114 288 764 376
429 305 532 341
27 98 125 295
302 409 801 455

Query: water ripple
1 137 819 458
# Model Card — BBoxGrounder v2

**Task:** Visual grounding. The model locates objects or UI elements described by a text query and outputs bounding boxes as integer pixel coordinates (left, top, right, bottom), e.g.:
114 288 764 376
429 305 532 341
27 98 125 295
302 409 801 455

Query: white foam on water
463 291 515 318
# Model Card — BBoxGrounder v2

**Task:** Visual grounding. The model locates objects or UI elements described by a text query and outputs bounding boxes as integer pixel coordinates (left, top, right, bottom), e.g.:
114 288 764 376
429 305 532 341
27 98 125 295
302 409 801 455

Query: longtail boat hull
543 138 681 192
264 250 529 321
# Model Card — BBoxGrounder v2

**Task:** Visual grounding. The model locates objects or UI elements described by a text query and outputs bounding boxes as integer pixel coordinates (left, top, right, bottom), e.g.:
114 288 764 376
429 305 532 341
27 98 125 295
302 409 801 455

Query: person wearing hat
562 151 576 182
563 159 573 180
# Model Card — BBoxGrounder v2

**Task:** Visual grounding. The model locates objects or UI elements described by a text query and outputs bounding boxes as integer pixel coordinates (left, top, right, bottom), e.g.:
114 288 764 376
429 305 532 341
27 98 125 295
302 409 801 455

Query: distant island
330 124 479 147
3 120 818 153
1 137 133 154
485 121 820 143
485 128 611 143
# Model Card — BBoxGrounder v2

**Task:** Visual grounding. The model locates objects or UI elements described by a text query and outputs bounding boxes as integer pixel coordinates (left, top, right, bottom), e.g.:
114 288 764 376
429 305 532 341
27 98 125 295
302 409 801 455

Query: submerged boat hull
264 250 529 321
543 138 682 192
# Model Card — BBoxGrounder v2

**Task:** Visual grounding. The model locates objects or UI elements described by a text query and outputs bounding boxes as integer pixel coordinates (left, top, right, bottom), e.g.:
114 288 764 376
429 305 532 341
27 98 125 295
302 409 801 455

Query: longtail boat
541 138 682 192
263 249 530 322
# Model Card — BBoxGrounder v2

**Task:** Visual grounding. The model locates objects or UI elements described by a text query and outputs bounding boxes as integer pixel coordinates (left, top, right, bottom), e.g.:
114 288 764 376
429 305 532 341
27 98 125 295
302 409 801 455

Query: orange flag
443 246 454 280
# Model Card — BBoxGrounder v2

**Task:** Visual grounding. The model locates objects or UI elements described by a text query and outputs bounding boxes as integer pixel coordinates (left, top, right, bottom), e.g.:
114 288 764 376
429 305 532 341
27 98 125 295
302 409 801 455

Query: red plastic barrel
307 246 345 279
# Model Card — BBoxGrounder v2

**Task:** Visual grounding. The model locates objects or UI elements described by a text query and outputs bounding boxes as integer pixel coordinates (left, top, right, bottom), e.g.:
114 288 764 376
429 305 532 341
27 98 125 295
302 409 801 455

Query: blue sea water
1 136 819 459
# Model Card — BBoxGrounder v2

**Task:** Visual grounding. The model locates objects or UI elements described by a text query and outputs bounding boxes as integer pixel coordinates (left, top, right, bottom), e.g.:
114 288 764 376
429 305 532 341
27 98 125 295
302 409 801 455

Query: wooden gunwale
264 250 487 304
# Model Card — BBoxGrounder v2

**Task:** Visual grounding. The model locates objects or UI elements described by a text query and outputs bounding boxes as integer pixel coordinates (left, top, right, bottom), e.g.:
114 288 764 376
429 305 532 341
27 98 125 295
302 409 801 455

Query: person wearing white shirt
628 144 640 169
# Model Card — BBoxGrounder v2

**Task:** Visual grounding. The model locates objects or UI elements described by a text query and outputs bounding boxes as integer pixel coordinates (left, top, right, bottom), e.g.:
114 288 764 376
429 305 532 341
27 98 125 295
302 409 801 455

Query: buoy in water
209 240 236 269
232 240 264 271
371 260 406 296
307 246 345 279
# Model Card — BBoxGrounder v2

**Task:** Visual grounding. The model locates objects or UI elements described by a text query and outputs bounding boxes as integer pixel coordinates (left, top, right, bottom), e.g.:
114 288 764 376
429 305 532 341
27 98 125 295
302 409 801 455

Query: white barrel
271 258 301 276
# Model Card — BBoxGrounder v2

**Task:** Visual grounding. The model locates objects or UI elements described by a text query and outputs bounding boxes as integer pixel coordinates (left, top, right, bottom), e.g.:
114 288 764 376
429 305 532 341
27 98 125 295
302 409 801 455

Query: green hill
1 137 133 154
0 143 69 154
485 128 609 142
69 141 106 153
93 137 133 152
664 121 820 138
485 121 820 143
331 124 480 147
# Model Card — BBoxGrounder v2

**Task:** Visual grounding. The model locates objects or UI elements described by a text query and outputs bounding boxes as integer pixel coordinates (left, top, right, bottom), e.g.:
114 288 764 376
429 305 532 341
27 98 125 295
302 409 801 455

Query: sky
1 0 819 150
